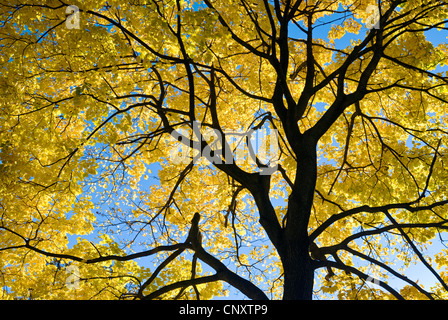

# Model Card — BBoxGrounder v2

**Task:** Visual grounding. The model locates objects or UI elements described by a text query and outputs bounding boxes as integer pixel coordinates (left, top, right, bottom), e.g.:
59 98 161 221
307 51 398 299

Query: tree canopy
1 0 448 300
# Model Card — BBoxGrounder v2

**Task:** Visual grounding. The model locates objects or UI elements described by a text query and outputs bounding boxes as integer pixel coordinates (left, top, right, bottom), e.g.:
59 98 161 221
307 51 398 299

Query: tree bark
281 191 315 300
281 241 315 300
281 136 318 300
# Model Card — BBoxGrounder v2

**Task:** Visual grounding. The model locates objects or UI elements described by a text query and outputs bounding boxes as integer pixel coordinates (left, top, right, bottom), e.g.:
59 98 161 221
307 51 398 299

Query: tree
1 0 448 300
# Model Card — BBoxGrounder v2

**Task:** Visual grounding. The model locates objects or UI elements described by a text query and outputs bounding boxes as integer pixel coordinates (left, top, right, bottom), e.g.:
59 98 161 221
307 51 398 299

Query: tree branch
310 199 448 242
318 260 405 300
383 209 448 292
193 245 269 300
343 245 434 300
142 274 222 300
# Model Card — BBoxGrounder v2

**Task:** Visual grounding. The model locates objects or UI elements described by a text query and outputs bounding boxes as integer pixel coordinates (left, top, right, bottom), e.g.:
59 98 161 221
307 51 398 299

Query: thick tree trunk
282 243 315 300
280 196 316 300
281 137 318 300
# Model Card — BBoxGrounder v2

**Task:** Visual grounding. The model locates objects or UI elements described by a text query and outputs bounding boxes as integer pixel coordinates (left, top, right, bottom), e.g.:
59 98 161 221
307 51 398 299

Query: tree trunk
281 197 315 300
281 137 317 300
282 243 315 300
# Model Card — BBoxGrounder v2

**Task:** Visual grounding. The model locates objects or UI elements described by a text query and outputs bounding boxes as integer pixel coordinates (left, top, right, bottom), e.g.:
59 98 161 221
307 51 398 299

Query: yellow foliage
1 0 448 300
